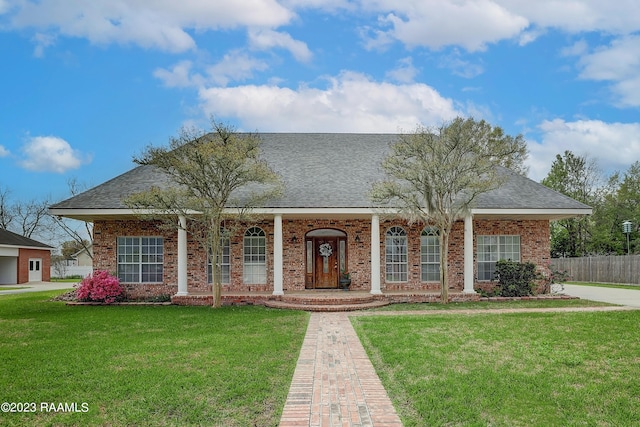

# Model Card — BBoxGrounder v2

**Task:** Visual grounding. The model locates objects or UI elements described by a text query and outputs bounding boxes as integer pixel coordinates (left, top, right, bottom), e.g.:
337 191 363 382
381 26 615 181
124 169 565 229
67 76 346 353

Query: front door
28 258 42 282
314 238 338 288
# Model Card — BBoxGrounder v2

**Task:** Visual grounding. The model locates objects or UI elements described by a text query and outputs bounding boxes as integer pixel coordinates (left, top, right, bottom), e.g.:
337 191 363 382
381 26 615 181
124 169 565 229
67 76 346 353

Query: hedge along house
49 134 591 305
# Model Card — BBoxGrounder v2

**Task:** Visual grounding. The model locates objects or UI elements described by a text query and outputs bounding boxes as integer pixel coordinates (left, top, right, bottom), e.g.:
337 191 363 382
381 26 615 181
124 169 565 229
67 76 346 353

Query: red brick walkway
279 312 402 427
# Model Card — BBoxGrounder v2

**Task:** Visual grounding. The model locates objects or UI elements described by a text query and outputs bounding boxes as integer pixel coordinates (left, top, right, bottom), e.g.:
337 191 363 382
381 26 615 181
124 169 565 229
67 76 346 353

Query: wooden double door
305 230 347 289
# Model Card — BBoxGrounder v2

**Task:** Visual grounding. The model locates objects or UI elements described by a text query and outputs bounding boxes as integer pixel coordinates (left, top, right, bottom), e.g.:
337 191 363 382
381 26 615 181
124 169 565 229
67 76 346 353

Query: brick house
49 134 591 303
0 229 52 284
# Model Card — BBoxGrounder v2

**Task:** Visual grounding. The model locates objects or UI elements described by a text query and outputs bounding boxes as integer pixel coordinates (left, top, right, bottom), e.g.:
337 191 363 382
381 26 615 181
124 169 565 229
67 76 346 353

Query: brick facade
93 217 550 299
17 248 51 284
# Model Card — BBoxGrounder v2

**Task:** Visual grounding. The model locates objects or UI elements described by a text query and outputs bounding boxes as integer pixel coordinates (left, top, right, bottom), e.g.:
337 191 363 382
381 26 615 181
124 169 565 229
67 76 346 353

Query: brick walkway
279 312 402 427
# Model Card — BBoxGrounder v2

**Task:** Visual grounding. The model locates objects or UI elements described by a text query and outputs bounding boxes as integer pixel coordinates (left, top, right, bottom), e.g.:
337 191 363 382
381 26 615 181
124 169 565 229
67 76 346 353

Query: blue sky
1 0 640 206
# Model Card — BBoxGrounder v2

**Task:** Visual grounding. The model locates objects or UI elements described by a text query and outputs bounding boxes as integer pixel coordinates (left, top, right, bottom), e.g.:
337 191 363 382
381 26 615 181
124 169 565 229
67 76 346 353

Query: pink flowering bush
76 270 125 304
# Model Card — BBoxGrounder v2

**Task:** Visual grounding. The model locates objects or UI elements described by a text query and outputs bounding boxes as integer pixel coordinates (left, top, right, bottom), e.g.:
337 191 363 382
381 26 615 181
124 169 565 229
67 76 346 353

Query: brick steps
264 299 390 312
264 292 391 312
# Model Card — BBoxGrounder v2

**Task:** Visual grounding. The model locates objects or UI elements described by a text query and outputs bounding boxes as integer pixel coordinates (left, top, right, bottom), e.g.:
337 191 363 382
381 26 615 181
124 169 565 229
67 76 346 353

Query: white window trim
477 235 521 281
421 227 440 282
117 236 164 284
243 227 267 285
385 226 408 283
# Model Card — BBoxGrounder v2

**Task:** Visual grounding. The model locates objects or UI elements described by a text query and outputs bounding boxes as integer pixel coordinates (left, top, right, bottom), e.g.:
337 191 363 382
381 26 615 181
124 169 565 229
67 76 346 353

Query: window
243 227 266 284
117 237 164 283
477 235 521 281
421 226 440 282
208 233 231 284
386 226 407 282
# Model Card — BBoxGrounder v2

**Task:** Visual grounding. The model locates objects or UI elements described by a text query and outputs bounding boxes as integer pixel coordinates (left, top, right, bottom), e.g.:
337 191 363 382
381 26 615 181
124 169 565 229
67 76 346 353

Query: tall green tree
370 117 528 302
541 151 601 256
588 172 624 254
610 161 640 253
126 119 283 307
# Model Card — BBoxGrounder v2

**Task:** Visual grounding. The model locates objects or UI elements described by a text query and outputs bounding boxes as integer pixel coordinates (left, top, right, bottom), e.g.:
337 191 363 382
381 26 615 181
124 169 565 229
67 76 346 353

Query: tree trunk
209 228 223 308
440 231 450 303
213 280 221 308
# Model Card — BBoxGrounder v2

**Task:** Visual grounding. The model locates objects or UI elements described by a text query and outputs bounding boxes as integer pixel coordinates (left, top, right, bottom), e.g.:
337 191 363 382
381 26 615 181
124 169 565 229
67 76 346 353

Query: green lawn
353 310 640 426
372 298 613 311
0 291 308 427
566 281 640 290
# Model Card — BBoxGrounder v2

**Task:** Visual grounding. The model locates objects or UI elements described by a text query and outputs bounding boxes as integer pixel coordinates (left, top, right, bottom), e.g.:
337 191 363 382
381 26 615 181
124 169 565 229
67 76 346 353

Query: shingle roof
0 229 53 249
50 133 591 213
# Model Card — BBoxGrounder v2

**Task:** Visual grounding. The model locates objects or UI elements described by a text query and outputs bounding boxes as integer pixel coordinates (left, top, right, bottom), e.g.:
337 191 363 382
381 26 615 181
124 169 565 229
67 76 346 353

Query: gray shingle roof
0 229 53 249
50 133 591 213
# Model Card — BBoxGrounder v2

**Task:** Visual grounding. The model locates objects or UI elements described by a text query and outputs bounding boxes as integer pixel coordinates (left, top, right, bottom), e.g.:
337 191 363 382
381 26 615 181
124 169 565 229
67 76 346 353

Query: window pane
421 228 440 282
385 227 407 282
244 228 266 284
477 235 520 281
306 241 313 274
117 236 163 283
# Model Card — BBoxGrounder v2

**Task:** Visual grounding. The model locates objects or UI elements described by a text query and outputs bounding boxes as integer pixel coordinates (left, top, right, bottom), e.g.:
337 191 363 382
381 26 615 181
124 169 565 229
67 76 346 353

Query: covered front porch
173 210 478 298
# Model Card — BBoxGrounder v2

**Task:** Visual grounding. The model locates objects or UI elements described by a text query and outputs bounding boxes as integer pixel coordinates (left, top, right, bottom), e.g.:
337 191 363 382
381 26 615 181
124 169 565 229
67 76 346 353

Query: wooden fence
551 255 640 285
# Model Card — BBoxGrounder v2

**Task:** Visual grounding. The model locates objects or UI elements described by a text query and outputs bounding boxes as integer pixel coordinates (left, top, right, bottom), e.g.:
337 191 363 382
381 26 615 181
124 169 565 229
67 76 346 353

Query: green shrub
495 259 537 297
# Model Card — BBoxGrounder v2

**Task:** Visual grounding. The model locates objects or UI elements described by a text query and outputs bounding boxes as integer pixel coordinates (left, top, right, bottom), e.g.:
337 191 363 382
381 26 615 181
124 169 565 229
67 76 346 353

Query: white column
463 214 476 294
176 215 188 296
273 214 284 296
370 214 382 295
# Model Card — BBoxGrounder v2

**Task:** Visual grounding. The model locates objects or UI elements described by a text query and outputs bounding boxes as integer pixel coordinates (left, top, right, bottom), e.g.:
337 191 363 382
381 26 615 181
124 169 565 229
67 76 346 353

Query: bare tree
125 118 283 307
371 117 528 302
49 178 94 260
0 184 53 240
0 186 13 229
13 199 50 238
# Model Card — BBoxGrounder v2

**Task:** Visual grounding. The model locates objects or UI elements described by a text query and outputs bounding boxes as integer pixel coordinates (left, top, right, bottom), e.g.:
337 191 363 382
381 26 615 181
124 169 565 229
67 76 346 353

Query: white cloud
154 60 202 88
248 29 312 62
8 0 640 57
0 0 10 14
361 0 529 52
575 35 640 107
385 57 419 83
206 51 270 86
7 0 294 53
578 36 640 81
20 136 91 173
438 49 484 78
31 32 56 57
517 27 545 46
154 52 270 88
198 71 461 132
526 119 640 181
499 0 640 34
560 39 589 57
610 75 640 108
280 0 353 11
0 145 9 157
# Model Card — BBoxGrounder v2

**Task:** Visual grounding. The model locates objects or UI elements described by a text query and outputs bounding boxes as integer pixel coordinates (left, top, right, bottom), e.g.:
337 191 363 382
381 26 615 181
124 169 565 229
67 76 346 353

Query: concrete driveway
563 284 640 308
0 282 76 295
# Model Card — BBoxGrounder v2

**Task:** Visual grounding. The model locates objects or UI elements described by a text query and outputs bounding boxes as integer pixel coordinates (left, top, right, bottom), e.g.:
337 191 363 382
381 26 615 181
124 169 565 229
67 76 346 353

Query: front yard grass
353 310 640 426
0 291 308 427
372 298 613 311
566 281 640 290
